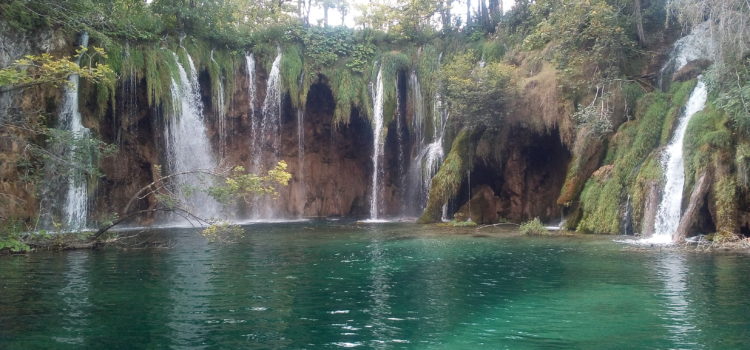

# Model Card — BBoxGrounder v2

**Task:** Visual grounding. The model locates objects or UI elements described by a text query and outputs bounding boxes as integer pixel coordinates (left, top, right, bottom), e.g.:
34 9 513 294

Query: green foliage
281 45 305 108
520 217 548 235
684 105 733 187
0 0 47 31
441 52 514 127
712 59 750 137
144 48 179 108
0 48 114 90
576 81 697 234
577 174 624 234
378 51 410 125
347 43 377 73
0 220 30 253
201 222 245 243
328 67 371 125
522 0 637 96
285 25 357 70
208 161 292 204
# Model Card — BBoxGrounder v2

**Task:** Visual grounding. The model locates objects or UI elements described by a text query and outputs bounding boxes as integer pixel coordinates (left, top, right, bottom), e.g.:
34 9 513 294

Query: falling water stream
642 21 715 243
210 50 227 159
250 48 283 218
163 49 221 221
59 32 91 230
406 68 450 215
245 53 257 134
648 80 707 243
369 66 386 220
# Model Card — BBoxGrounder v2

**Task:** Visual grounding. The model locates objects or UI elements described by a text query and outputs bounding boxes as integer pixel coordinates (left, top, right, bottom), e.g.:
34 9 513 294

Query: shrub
520 217 548 235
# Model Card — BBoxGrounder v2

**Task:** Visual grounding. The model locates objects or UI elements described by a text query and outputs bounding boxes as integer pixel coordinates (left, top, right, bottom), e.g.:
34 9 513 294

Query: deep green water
1 222 750 349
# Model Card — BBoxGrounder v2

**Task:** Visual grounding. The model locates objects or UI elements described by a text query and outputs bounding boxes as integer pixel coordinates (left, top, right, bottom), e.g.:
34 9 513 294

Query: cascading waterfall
369 66 386 220
649 80 707 243
59 32 91 230
210 50 228 159
163 50 221 220
643 21 715 243
249 48 283 218
406 69 450 215
659 22 716 88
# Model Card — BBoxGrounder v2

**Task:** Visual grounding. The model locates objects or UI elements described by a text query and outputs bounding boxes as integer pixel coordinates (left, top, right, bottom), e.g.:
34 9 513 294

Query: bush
520 217 548 235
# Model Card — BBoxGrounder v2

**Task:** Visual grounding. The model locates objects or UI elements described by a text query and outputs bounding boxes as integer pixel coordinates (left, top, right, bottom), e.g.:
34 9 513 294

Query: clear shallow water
1 223 750 349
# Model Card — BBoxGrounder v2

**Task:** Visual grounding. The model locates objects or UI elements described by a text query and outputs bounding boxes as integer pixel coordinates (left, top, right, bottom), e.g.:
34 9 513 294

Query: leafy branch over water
94 161 292 242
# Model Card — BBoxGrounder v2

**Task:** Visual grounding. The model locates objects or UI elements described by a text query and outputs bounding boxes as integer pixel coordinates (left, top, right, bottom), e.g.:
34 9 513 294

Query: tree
442 53 514 127
93 161 292 240
0 48 114 93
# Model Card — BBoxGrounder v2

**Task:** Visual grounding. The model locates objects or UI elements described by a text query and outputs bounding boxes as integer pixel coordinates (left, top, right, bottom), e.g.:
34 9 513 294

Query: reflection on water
1 223 750 349
56 251 91 346
167 239 213 348
656 253 701 348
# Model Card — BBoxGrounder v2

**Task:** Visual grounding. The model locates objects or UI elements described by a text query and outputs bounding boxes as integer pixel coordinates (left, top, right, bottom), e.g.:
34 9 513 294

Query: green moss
327 67 371 126
736 142 750 189
575 88 683 234
660 80 697 144
144 48 179 109
418 128 475 223
684 105 733 189
481 39 506 62
576 176 624 234
281 45 304 109
715 174 738 236
630 154 662 229
379 51 410 126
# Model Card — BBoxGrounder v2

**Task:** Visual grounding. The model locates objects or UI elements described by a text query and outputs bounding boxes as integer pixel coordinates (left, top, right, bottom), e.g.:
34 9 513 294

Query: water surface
1 222 749 349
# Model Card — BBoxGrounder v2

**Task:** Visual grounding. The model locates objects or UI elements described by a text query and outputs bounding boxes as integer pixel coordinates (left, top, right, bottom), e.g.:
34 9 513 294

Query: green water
1 222 750 349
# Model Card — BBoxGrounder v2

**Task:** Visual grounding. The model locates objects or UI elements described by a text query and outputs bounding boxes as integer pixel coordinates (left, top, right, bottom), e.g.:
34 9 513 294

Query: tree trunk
634 0 646 45
466 0 472 27
440 0 452 31
480 0 489 29
324 6 329 27
305 0 312 25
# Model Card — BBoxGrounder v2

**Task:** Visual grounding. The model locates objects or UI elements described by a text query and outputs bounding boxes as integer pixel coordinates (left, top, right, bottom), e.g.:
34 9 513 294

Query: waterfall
659 22 717 89
249 48 283 218
163 49 221 220
409 71 426 145
297 108 306 215
59 32 91 230
369 66 386 220
406 69 450 215
649 80 707 243
210 50 227 159
641 22 715 243
395 79 406 214
246 53 257 145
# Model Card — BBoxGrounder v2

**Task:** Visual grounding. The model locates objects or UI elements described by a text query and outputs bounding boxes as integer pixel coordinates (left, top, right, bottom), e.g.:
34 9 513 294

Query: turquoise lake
1 222 749 349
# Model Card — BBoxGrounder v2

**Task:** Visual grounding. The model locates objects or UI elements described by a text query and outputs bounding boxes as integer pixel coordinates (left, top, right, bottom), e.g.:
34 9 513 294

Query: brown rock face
278 82 373 217
447 127 571 224
456 185 502 224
